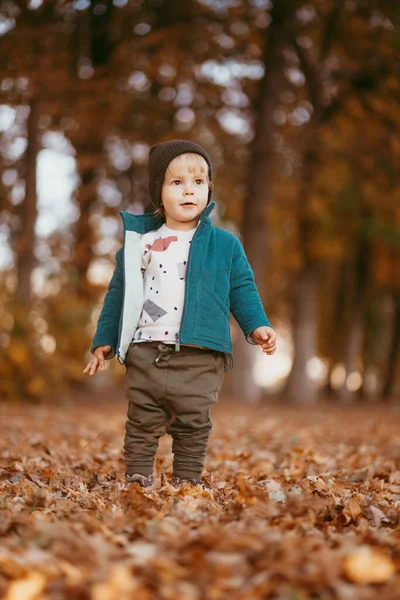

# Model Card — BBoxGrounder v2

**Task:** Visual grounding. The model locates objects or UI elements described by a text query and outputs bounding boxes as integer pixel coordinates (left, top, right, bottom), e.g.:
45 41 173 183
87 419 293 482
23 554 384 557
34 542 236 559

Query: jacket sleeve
91 248 124 360
229 236 271 344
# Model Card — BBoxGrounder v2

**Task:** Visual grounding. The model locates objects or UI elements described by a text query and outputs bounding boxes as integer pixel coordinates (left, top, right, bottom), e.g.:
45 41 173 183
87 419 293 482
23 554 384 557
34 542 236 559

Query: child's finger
89 357 99 376
97 353 105 371
83 361 94 374
263 346 276 355
255 334 269 344
261 340 276 349
262 342 276 352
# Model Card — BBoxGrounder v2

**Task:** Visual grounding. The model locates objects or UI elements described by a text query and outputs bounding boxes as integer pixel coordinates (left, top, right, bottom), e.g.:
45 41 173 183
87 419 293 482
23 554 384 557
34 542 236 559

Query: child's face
161 154 210 230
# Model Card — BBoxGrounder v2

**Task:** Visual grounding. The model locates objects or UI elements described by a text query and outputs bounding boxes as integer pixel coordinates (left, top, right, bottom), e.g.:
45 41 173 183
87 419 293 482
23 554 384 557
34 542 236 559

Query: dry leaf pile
1 397 399 599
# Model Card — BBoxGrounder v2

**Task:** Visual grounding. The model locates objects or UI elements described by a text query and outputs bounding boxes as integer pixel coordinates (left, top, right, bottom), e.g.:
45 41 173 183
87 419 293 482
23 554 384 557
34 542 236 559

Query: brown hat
148 139 213 208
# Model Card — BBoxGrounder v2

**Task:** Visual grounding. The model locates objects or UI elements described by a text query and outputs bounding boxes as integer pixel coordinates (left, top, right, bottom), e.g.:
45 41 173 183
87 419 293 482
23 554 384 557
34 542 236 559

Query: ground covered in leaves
1 392 400 600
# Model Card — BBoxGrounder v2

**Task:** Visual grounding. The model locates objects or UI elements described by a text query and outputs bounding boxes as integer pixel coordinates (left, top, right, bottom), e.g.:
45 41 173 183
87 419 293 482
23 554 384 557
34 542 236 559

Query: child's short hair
165 153 212 185
154 153 213 221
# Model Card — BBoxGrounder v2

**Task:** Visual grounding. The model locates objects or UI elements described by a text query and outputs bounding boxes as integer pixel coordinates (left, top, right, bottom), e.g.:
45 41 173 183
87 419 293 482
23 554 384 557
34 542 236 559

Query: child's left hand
250 326 277 355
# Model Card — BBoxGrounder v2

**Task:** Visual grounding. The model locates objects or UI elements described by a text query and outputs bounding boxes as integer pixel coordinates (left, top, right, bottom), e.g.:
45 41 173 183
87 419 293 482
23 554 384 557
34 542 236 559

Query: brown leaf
342 547 396 584
342 497 362 524
5 572 46 600
86 472 100 490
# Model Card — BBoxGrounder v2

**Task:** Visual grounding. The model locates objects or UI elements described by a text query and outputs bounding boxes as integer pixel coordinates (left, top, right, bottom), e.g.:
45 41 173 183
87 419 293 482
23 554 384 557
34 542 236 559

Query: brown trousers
123 342 225 479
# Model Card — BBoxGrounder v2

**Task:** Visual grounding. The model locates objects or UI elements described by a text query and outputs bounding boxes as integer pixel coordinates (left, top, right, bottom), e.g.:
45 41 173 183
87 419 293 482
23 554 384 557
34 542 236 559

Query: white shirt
132 223 197 345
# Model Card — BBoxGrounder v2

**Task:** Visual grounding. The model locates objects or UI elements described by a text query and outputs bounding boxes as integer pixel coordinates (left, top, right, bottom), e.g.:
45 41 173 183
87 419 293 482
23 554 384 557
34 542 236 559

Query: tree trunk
7 92 42 400
283 1 345 404
338 231 371 403
72 153 100 301
382 292 400 401
322 259 350 397
227 0 295 403
284 265 320 403
15 93 40 304
282 135 322 404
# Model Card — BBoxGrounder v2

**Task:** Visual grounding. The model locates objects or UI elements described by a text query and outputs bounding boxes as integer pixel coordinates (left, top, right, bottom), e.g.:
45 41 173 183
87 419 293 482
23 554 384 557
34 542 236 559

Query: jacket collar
119 201 216 234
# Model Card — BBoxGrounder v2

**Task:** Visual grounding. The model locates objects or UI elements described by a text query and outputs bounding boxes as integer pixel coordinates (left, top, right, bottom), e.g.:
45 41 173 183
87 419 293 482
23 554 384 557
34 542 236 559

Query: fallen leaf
342 546 396 583
5 572 46 600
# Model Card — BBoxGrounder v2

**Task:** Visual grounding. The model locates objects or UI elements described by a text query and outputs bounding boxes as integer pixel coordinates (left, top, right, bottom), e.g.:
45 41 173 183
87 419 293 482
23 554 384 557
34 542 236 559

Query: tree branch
289 0 345 112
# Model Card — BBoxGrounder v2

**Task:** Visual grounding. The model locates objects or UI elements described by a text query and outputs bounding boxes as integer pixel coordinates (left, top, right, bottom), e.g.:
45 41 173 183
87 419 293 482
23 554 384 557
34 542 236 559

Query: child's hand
83 345 112 376
250 327 277 355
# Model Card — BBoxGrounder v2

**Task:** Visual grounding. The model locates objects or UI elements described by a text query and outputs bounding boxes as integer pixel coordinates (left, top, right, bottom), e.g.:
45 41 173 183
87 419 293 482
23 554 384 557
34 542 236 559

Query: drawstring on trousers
153 343 173 365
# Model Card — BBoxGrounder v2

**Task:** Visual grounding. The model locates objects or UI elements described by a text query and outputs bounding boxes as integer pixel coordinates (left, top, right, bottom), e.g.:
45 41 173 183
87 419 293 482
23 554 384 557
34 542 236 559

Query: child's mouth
181 202 195 206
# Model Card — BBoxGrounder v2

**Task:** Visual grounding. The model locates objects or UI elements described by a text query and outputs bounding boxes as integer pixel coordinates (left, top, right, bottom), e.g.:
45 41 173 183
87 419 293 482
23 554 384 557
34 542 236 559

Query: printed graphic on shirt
145 236 178 252
143 299 168 322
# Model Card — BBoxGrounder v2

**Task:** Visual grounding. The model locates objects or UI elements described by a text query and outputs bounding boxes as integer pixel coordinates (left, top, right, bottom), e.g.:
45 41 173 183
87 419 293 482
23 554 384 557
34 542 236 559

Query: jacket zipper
175 218 203 352
117 233 128 364
175 333 180 352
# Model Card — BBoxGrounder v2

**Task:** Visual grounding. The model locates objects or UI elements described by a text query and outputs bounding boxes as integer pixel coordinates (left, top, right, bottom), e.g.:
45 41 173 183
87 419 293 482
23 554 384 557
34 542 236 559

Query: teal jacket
91 201 271 371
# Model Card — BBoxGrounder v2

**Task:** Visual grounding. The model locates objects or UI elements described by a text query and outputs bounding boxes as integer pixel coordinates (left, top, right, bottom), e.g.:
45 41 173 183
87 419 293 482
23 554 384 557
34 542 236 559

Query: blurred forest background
0 0 399 404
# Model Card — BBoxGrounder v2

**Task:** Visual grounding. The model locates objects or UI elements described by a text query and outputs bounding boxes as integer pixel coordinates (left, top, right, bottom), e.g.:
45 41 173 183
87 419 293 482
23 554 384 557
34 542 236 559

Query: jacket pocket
194 282 230 344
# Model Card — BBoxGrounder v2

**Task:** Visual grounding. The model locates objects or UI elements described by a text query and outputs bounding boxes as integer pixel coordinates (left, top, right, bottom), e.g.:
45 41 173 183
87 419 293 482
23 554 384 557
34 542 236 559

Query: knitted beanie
148 139 213 207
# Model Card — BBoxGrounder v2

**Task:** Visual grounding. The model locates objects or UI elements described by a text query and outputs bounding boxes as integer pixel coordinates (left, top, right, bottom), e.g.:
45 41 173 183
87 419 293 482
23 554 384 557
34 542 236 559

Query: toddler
83 139 277 488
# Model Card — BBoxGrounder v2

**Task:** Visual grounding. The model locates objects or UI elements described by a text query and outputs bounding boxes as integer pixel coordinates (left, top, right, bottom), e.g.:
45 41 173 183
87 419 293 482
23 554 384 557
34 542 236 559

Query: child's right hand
83 345 112 376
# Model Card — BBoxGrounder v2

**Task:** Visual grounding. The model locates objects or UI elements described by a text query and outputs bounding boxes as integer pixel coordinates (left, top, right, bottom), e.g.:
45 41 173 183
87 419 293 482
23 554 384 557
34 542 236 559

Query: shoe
171 476 211 490
126 473 154 488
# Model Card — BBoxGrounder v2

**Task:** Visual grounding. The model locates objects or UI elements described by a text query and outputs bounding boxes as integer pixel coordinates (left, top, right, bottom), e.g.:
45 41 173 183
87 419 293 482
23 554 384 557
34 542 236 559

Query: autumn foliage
0 0 399 403
1 398 399 599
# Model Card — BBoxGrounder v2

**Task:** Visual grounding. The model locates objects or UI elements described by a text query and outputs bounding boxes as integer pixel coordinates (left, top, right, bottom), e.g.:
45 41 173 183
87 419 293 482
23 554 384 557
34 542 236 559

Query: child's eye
173 180 181 185
195 179 205 184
